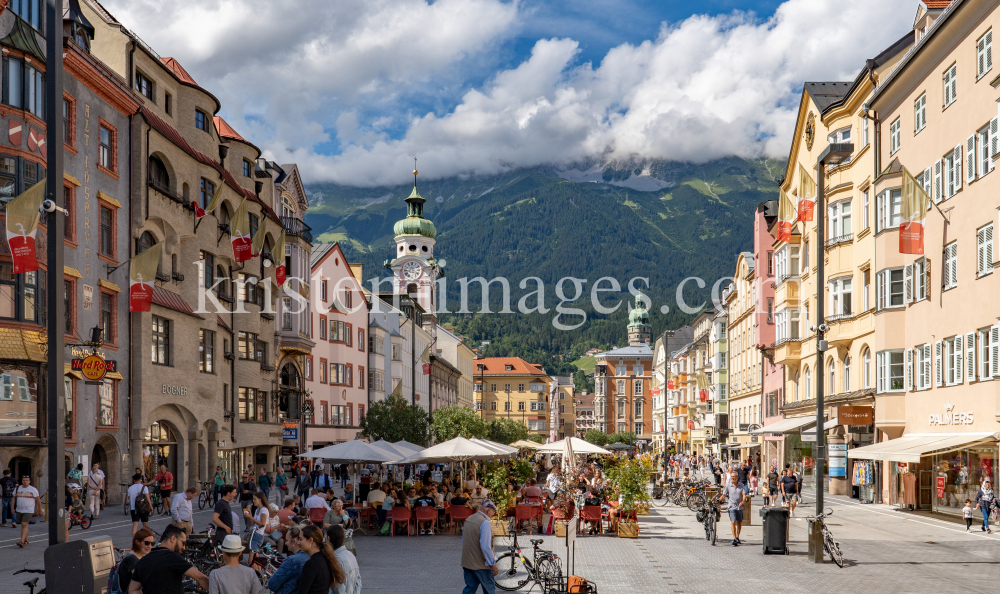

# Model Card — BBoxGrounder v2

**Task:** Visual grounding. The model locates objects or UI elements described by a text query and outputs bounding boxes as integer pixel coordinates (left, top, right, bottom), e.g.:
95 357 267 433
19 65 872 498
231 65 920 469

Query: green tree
607 431 637 445
430 405 489 442
584 430 608 447
358 394 429 445
487 417 529 445
526 433 545 444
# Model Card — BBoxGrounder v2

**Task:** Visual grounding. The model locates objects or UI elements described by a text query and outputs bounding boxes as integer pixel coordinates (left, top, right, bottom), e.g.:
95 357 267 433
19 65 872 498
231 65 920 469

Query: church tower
387 163 443 336
627 291 652 346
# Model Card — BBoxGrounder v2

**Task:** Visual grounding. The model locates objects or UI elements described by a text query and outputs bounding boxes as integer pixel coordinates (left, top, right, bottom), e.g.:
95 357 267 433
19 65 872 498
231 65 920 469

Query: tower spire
413 157 418 189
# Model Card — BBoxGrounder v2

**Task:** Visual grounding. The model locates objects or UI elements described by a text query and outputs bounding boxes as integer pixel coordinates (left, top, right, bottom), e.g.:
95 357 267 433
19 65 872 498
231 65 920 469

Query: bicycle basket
545 575 598 594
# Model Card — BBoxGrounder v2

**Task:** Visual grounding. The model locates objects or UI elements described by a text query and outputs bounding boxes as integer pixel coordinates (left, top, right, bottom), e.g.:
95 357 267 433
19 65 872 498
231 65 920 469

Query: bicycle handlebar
13 569 45 575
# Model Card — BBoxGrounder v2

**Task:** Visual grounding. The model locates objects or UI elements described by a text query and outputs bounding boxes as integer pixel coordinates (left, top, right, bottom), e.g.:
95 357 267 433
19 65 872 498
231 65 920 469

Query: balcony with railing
281 217 313 244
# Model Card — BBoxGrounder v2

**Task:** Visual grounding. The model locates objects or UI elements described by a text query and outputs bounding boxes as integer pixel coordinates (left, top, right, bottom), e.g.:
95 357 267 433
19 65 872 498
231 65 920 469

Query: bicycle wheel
154 498 164 515
79 516 92 530
198 492 209 511
494 552 530 591
687 493 706 512
124 496 130 516
496 519 515 551
824 533 844 567
651 486 669 507
709 519 716 546
536 557 562 588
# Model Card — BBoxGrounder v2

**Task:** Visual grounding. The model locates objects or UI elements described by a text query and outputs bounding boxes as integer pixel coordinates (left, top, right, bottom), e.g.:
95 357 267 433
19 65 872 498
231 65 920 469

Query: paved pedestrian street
5 490 1000 593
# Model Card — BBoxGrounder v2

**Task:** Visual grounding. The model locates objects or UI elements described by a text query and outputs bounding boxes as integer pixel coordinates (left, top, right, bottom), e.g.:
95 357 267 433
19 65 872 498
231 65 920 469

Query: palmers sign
929 401 973 426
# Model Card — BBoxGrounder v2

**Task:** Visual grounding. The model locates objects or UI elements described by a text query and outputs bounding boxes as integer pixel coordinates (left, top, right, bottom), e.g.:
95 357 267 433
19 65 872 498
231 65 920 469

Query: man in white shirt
14 476 40 548
328 525 361 594
304 488 330 526
170 486 197 534
366 482 386 506
87 463 104 519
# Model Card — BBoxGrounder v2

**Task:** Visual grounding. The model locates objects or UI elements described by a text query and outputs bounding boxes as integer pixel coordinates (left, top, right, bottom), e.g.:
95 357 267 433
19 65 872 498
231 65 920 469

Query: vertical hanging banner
193 183 224 220
797 163 816 221
273 230 287 286
899 166 929 254
5 181 45 273
776 188 796 242
230 198 252 262
250 218 268 259
129 242 162 312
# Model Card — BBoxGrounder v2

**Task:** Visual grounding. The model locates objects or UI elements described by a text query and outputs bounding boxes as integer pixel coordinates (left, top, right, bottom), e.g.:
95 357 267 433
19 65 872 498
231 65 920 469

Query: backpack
107 564 124 594
379 521 391 536
135 486 152 515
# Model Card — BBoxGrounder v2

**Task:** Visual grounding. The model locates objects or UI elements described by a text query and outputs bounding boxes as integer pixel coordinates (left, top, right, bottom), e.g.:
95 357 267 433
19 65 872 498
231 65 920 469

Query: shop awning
800 418 839 435
749 416 817 434
847 432 999 463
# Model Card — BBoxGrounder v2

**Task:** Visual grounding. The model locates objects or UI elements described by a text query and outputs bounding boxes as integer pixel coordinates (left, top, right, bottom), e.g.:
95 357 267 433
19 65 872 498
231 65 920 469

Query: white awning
801 418 840 435
749 416 817 435
847 432 999 463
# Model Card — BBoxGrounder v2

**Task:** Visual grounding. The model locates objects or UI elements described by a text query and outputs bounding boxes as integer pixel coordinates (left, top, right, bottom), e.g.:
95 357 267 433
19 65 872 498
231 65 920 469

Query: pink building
303 244 369 449
755 200 784 469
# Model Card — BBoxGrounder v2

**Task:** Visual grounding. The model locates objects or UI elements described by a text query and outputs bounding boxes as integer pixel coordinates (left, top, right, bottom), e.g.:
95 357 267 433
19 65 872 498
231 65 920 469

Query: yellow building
473 357 554 438
772 34 912 492
724 252 763 462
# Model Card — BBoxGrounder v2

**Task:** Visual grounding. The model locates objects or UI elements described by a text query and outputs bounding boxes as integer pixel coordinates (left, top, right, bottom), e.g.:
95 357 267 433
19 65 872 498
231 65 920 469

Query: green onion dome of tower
393 168 437 239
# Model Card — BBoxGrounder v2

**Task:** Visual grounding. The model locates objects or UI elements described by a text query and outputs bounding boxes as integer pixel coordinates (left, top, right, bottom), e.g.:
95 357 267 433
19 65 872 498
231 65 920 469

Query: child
66 490 84 531
964 499 974 531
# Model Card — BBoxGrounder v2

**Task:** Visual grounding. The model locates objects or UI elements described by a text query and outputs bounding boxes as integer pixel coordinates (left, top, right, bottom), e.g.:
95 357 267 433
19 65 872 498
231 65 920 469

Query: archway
143 421 178 482
8 456 30 482
93 434 122 504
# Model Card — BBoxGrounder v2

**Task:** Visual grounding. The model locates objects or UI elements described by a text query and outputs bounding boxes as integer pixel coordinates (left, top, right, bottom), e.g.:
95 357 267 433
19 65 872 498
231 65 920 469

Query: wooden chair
414 506 438 535
391 506 412 536
450 505 472 535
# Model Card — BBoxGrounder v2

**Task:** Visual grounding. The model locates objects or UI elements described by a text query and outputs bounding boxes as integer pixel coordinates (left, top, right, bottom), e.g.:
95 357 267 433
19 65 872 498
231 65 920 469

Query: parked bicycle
494 537 563 592
197 482 213 510
807 508 844 567
14 566 45 594
696 492 724 546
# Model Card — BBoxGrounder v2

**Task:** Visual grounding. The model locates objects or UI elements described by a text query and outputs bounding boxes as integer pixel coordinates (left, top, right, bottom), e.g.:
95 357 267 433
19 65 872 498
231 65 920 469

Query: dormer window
135 71 154 102
476 364 485 372
504 364 514 371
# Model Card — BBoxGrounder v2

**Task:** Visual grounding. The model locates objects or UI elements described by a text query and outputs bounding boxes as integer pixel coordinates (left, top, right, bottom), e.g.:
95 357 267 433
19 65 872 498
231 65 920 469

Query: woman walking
975 480 995 533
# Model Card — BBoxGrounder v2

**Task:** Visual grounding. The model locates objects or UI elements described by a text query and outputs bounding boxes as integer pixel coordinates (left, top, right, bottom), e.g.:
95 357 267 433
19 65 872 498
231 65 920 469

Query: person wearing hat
461 500 499 594
209 534 262 594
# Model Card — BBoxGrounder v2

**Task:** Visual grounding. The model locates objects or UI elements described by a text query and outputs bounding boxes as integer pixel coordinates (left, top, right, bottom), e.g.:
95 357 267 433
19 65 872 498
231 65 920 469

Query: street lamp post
810 142 854 563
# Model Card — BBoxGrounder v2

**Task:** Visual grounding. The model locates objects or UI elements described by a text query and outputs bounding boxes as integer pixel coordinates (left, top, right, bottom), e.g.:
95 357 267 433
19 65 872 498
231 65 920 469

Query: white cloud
105 0 914 186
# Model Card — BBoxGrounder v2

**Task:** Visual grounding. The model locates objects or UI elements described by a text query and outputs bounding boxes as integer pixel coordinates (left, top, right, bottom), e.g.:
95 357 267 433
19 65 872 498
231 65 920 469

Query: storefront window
933 447 997 516
143 421 176 480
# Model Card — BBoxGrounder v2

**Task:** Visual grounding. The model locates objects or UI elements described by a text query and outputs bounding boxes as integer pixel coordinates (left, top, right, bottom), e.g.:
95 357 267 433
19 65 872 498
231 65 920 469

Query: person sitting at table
430 485 445 507
441 478 453 495
450 489 472 509
522 478 543 502
413 487 437 535
323 499 349 530
406 487 419 506
464 470 479 491
606 488 622 532
469 484 489 509
394 489 411 509
367 482 386 507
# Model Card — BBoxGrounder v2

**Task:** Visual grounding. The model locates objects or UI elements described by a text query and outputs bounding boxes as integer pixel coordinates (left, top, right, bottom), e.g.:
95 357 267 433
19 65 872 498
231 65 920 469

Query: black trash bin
759 506 789 555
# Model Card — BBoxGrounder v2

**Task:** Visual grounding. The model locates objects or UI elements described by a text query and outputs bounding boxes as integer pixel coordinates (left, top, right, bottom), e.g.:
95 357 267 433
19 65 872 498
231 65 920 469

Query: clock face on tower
402 260 422 281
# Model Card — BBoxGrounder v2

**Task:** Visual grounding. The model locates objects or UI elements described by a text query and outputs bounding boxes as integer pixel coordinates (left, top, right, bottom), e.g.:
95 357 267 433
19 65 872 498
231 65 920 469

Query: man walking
170 486 197 535
258 468 273 504
313 466 333 492
87 463 104 520
296 466 311 501
780 468 799 516
461 500 499 594
725 471 746 546
154 463 174 517
14 475 40 548
0 469 16 527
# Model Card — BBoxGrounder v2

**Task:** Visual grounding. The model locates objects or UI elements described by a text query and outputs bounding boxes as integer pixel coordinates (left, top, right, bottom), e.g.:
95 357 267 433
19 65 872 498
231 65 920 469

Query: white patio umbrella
298 439 397 462
395 436 503 464
470 438 517 458
562 435 577 476
537 437 612 456
370 439 414 459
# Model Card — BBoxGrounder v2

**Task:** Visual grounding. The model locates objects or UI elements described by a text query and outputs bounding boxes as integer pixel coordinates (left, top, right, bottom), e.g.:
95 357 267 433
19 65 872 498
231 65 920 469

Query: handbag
135 486 152 515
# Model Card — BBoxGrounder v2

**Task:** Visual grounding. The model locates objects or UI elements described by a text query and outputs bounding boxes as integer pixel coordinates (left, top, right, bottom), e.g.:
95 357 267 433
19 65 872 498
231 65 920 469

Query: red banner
276 264 287 286
699 389 708 402
935 476 946 499
797 198 814 222
422 362 431 375
686 420 695 430
8 235 37 273
129 282 154 312
667 380 674 390
899 221 924 255
191 201 206 219
232 236 252 262
775 221 791 242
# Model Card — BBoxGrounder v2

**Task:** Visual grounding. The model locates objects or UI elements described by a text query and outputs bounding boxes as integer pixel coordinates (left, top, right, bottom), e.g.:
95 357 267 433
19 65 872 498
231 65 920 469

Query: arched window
136 231 156 254
862 348 871 390
148 156 169 190
828 359 836 394
843 356 851 392
282 194 296 219
794 371 800 401
804 367 811 400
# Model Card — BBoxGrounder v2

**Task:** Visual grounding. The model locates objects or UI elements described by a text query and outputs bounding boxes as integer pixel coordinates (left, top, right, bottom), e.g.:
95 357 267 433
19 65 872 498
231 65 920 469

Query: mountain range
303 157 784 372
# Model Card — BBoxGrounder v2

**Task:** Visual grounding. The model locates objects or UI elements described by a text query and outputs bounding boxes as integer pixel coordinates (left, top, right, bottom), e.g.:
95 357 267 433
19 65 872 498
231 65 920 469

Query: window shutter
991 118 999 159
951 66 958 102
951 243 958 288
943 249 952 289
935 340 943 387
876 351 885 394
955 335 963 384
980 35 988 76
967 331 977 381
986 224 995 274
876 271 884 311
954 145 963 191
926 258 932 301
904 264 913 303
988 30 994 72
992 324 1000 378
923 344 932 388
934 159 943 203
967 134 978 182
907 348 914 391
923 166 932 197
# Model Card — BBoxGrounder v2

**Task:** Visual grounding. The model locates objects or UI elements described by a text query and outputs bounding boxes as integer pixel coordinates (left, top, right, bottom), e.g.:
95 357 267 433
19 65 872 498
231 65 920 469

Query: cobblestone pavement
6 489 1000 593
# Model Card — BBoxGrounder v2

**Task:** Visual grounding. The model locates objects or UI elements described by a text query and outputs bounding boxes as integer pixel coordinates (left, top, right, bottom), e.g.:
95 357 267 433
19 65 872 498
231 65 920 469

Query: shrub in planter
606 457 652 537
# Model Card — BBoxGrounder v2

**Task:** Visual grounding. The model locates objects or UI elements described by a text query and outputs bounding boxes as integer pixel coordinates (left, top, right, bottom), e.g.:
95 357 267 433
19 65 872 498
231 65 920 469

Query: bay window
828 277 852 317
876 350 905 393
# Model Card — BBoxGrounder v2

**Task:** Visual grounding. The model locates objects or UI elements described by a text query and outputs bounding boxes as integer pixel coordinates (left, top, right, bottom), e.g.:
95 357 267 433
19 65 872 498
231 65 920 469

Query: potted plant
607 457 652 538
480 461 515 536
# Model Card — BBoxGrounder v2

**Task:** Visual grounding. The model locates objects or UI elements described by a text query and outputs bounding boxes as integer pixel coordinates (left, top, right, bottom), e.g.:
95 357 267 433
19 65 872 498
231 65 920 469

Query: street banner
250 218 268 259
667 380 674 390
194 182 224 220
274 230 287 285
4 181 45 273
776 188 795 242
899 166 929 254
129 242 162 312
797 164 815 221
230 198 252 262
422 362 431 375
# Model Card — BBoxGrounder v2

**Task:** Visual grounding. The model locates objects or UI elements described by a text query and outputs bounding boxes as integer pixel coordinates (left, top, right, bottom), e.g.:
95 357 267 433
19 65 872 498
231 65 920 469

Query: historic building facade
473 357 553 438
594 297 653 439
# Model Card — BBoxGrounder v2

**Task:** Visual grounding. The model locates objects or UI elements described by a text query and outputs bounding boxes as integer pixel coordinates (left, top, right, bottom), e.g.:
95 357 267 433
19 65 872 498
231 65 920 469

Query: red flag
273 231 287 285
797 164 815 222
899 166 929 255
687 420 695 430
422 362 431 375
5 181 44 273
776 189 795 242
230 199 252 262
667 380 674 390
699 389 708 402
191 201 206 219
129 242 162 312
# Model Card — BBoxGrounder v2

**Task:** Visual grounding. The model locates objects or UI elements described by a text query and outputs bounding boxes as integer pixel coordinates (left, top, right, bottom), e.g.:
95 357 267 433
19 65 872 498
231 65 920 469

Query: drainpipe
230 265 236 443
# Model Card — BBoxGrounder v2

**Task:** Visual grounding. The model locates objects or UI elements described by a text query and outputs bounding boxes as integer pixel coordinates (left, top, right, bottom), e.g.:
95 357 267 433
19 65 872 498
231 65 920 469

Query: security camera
40 200 68 215
818 323 830 333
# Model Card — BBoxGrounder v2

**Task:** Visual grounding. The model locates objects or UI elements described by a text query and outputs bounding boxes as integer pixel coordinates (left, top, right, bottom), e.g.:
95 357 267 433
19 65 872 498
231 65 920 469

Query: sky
104 0 917 186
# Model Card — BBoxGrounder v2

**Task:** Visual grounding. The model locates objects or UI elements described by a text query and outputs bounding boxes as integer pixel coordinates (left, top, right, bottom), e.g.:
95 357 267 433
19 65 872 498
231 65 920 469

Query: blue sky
107 0 912 185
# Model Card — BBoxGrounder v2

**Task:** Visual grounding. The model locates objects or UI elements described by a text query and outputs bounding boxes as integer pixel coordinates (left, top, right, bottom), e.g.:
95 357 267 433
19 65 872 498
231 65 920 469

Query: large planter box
617 520 639 539
636 505 650 516
490 518 509 536
554 520 568 537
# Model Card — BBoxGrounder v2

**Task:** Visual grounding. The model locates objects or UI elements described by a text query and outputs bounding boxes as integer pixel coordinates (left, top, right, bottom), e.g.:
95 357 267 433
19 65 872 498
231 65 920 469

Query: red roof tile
161 57 198 86
152 286 204 319
214 116 246 142
140 106 280 224
216 315 231 332
473 357 549 376
924 0 950 8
